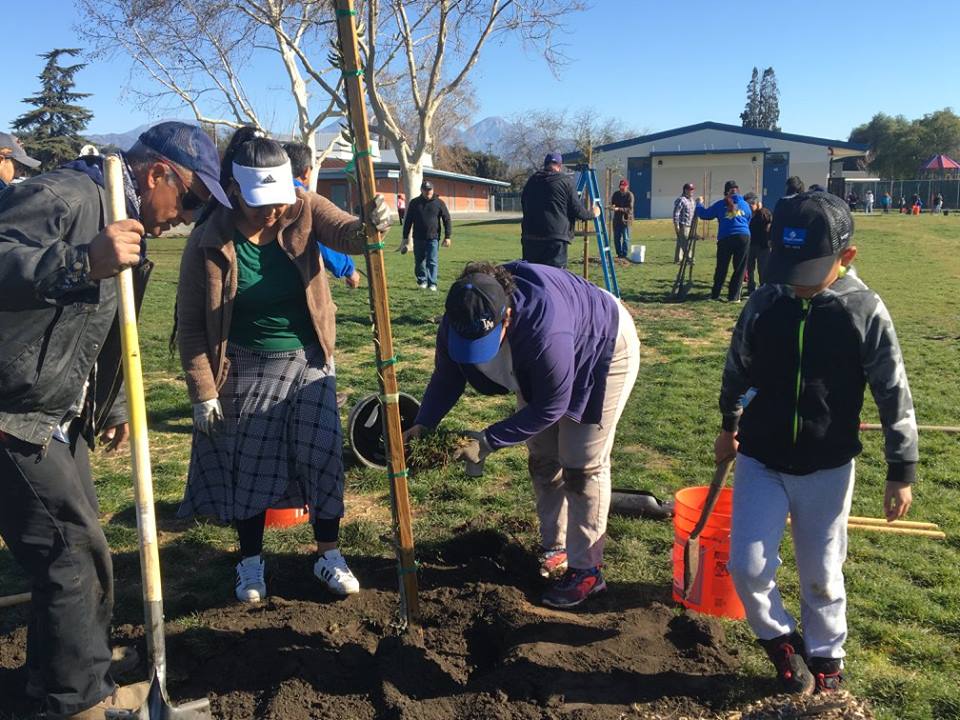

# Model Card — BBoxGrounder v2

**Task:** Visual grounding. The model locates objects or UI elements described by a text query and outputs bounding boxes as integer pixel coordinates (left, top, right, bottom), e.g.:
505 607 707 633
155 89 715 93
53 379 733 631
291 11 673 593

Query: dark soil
0 529 867 720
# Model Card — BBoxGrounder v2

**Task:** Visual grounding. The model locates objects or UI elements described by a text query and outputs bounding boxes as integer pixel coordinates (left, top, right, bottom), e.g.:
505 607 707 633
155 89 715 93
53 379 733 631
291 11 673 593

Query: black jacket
521 170 595 244
401 194 451 241
720 270 918 482
0 167 151 447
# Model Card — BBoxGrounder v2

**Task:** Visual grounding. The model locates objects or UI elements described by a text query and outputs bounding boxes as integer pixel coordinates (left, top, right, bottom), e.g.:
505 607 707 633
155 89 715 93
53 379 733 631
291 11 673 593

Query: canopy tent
920 154 960 178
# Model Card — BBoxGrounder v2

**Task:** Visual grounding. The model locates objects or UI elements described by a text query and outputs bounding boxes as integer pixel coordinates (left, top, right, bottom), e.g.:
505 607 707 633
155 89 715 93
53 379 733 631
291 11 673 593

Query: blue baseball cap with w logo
138 122 231 209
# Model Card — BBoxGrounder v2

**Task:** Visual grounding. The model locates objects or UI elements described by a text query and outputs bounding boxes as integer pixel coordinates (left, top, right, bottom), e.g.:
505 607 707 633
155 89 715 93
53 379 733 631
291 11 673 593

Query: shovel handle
688 456 735 542
104 157 167 693
860 422 960 434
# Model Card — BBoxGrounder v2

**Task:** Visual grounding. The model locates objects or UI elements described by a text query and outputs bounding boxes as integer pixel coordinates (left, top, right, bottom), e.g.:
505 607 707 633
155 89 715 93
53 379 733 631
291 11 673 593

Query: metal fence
840 178 959 211
494 192 522 212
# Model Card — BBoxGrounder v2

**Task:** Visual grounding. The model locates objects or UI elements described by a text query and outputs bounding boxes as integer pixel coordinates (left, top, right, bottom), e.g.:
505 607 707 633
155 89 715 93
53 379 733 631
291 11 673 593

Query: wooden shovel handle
688 457 735 542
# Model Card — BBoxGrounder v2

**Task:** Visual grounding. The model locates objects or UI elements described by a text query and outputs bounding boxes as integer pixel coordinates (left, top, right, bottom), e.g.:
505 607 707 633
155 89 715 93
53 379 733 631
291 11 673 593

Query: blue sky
2 0 957 142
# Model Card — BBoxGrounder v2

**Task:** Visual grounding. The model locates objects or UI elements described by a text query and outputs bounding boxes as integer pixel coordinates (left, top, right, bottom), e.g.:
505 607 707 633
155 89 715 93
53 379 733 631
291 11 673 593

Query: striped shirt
673 195 695 226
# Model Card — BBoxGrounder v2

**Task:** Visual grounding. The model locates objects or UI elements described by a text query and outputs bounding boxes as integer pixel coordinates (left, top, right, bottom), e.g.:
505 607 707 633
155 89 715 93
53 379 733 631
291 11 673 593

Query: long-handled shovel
682 456 735 600
103 156 211 719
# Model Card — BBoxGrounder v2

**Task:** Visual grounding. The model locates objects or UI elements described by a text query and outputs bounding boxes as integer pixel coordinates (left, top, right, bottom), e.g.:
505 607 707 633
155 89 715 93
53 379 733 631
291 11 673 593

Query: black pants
521 238 569 269
235 513 341 557
746 245 769 293
712 234 750 300
0 428 114 715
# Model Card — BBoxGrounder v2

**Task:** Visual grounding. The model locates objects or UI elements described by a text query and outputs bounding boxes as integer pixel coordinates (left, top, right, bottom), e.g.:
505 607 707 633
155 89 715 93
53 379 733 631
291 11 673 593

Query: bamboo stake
847 516 940 529
860 423 960 434
846 524 946 539
334 0 418 624
0 592 31 609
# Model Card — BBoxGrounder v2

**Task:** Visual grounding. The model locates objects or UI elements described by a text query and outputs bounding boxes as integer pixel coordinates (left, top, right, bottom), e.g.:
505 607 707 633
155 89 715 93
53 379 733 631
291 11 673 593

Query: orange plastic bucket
912 205 921 215
265 506 310 528
671 486 745 620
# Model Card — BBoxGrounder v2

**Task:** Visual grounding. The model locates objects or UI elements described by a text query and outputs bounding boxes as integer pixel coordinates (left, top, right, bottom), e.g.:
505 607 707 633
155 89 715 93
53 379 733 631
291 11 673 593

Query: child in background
714 190 918 694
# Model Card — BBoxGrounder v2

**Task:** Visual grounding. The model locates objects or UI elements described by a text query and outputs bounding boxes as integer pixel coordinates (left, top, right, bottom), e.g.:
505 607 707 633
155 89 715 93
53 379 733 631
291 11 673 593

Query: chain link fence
840 178 959 211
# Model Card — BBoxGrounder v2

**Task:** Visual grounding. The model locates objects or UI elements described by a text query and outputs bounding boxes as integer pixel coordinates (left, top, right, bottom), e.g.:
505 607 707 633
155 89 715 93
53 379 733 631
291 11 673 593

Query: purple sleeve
484 334 575 448
413 321 467 428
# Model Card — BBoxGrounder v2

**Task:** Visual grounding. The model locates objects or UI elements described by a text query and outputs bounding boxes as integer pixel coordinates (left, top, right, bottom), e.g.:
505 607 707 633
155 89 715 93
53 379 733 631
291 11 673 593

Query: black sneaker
761 632 815 695
809 656 844 692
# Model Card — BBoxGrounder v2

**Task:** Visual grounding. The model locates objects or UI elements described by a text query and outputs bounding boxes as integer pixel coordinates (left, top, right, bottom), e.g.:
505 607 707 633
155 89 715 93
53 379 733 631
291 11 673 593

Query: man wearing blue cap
0 122 228 719
520 153 600 269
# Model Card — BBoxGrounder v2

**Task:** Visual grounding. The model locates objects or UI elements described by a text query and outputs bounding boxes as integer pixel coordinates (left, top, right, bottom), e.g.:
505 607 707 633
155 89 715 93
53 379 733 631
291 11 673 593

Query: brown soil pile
0 530 865 720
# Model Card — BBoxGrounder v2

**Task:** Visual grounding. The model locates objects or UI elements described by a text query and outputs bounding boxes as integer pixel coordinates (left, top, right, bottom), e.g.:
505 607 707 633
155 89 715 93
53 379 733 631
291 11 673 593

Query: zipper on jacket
793 299 810 444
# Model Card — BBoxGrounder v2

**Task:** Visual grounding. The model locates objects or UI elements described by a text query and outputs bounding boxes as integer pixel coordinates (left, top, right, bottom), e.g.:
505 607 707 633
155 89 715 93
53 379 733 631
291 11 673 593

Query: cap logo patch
261 174 276 184
783 227 806 247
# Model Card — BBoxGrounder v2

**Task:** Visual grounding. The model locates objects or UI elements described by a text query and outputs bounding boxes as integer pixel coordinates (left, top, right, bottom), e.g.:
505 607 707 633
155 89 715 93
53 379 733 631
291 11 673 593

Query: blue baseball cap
445 272 510 364
138 122 231 209
543 152 563 167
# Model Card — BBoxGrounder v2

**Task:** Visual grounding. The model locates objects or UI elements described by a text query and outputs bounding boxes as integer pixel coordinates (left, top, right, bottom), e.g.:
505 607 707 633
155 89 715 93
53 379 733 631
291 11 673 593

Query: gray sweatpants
524 301 640 570
728 453 854 659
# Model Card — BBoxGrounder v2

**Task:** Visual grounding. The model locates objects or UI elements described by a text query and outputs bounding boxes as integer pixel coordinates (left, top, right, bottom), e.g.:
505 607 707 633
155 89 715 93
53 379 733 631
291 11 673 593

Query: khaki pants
674 224 691 263
523 302 640 569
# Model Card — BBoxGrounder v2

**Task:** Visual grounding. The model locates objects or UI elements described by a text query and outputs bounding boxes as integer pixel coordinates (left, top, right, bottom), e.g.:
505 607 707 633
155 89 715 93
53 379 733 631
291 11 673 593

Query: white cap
232 159 297 207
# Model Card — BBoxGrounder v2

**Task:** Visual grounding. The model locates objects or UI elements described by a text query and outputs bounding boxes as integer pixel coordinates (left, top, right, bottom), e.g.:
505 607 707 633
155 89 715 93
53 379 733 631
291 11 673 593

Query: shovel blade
106 674 211 720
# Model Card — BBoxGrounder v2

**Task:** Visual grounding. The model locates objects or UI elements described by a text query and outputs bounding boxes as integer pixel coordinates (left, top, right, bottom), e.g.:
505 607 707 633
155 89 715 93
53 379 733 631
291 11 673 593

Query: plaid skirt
178 343 344 522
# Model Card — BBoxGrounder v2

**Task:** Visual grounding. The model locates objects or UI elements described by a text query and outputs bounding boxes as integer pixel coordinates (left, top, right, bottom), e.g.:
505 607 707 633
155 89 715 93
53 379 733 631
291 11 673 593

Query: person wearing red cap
673 183 697 263
609 179 634 259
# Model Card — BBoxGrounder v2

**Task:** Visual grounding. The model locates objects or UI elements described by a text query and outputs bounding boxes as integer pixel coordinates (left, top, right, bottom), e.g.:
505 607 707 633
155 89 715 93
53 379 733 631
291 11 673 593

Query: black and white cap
232 159 297 207
765 190 854 286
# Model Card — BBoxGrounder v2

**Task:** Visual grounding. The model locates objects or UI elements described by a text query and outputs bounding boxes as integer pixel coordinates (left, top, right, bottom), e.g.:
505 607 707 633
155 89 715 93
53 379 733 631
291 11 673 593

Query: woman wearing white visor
175 127 391 601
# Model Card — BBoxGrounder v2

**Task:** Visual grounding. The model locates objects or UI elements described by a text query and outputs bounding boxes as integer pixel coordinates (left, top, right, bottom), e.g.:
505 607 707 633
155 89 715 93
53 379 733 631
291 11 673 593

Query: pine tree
740 67 761 128
757 67 781 132
13 48 93 170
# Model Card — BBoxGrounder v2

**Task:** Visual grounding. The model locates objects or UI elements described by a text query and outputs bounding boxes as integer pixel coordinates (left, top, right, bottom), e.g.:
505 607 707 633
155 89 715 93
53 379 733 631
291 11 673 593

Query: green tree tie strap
397 560 420 576
336 8 357 15
387 468 409 480
380 392 400 404
344 148 372 175
366 241 385 251
377 355 399 368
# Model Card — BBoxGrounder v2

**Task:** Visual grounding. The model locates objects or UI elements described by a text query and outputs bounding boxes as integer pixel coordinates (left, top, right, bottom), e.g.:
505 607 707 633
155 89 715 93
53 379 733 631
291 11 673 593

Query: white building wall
593 127 838 218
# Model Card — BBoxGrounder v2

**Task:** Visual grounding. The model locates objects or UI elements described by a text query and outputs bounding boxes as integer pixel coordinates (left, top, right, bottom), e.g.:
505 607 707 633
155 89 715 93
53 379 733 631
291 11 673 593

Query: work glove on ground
453 430 494 477
369 193 392 233
193 398 224 436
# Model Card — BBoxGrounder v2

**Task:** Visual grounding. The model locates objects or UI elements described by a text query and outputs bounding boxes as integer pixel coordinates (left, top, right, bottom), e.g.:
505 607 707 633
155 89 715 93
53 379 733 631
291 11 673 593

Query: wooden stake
860 423 960 434
847 516 940 530
334 0 418 624
846 524 946 539
0 592 31 609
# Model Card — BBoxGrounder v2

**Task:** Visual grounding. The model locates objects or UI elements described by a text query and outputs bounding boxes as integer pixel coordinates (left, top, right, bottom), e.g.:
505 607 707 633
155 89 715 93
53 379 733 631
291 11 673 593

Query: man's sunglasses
163 163 207 211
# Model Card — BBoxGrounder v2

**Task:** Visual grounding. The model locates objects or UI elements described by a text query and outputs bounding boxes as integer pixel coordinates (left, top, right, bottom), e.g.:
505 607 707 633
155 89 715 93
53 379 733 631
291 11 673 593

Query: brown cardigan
177 190 366 403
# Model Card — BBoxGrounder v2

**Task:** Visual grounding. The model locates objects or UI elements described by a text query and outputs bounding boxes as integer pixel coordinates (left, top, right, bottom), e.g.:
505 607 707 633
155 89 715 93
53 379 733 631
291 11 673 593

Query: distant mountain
85 119 198 151
456 116 510 153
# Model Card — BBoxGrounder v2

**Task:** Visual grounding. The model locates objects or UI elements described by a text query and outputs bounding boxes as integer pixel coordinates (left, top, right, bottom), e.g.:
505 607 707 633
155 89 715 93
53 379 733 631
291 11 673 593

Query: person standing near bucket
714 190 918 694
609 178 634 259
672 182 696 263
696 180 752 302
175 127 391 602
404 260 640 609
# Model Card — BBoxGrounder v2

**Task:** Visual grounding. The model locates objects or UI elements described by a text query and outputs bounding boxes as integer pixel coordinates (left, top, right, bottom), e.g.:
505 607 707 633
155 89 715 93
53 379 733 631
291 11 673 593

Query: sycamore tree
76 0 349 184
357 0 590 197
13 48 93 170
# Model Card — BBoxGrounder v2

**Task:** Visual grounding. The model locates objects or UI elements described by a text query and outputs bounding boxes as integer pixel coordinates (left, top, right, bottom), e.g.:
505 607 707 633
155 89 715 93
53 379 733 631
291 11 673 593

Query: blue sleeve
318 242 355 279
695 199 724 220
484 334 575 448
414 320 467 428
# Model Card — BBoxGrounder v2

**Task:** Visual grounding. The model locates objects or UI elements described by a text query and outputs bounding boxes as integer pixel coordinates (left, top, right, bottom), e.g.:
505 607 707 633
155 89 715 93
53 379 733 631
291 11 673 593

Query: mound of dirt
0 530 866 720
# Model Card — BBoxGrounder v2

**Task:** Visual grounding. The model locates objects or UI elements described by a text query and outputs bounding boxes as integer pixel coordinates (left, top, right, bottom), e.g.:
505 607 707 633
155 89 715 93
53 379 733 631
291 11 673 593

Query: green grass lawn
2 211 959 719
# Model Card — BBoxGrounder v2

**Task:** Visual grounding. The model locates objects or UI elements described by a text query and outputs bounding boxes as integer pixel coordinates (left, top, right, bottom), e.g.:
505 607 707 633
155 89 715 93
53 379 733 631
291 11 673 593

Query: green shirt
229 231 317 351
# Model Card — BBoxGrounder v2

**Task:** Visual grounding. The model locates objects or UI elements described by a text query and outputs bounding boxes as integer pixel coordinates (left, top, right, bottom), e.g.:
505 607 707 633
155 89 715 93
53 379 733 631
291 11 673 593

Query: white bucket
629 244 645 263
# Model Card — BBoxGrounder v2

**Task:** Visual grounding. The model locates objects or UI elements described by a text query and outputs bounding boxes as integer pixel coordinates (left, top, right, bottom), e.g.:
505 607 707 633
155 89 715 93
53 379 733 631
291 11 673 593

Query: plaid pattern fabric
178 343 344 522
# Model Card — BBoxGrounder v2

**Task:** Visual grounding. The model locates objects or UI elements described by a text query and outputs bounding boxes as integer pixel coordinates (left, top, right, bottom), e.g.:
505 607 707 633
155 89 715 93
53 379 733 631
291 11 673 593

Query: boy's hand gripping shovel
102 156 212 719
682 457 735 600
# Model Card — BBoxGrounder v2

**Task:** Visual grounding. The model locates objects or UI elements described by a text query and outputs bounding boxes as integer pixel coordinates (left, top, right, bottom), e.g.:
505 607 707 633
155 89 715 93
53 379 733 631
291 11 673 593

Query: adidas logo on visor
262 175 276 184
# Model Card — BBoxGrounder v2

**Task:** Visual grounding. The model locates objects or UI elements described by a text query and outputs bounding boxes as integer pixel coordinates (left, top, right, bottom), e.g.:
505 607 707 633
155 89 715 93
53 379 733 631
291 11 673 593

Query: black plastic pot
347 392 421 469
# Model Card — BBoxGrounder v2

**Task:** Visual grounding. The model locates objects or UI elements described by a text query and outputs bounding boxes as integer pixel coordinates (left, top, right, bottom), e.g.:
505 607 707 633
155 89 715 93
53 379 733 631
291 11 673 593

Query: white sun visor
232 160 297 207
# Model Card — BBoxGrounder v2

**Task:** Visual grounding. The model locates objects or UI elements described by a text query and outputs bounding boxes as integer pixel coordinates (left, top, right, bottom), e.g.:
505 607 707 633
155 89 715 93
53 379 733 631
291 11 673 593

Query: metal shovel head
682 457 734 600
609 489 674 520
106 672 211 720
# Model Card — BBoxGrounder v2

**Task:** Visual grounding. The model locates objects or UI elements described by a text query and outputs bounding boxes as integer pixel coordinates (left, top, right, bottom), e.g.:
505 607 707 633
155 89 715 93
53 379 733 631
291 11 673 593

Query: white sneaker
428 285 438 292
235 555 266 602
417 282 428 289
313 549 360 595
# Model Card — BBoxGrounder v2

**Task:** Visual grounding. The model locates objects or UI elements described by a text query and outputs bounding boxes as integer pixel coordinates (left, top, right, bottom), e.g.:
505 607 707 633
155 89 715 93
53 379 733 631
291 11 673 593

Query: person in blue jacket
404 261 641 609
284 143 361 288
697 179 752 302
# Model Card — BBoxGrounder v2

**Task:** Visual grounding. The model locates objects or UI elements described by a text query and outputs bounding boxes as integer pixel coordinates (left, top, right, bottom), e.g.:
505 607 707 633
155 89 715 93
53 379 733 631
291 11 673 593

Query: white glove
453 430 494 477
370 194 391 233
193 398 224 436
